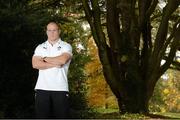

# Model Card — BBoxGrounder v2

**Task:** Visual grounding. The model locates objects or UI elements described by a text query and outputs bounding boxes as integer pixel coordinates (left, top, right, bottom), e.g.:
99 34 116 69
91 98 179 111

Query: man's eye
47 30 58 32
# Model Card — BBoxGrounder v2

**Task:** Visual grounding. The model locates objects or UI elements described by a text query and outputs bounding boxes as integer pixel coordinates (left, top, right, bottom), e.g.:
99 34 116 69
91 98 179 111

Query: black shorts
35 90 69 118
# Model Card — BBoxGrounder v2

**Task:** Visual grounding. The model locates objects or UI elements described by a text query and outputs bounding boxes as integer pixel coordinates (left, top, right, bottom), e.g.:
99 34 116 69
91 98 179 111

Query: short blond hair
47 22 60 30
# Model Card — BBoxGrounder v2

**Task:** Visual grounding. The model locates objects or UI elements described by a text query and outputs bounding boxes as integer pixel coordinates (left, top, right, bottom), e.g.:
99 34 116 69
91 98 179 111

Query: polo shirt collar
46 38 62 47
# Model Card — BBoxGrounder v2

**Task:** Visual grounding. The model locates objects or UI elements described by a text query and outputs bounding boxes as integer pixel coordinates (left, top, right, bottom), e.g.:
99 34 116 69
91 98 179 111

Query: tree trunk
116 87 149 113
82 0 180 114
97 44 151 113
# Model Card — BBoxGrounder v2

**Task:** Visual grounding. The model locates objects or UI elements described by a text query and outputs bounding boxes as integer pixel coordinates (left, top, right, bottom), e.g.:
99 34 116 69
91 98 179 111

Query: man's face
46 23 60 41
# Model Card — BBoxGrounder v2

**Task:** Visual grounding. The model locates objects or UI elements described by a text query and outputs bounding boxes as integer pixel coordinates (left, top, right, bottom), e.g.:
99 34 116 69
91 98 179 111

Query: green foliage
62 22 91 118
150 69 180 113
0 1 40 118
0 0 90 118
56 9 91 117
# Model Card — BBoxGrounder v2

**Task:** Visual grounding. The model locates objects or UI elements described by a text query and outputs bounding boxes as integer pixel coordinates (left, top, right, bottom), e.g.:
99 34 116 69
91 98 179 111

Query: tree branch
161 19 180 58
106 0 121 52
146 0 158 18
170 60 180 71
153 0 180 54
92 0 107 48
81 0 93 25
149 0 179 77
160 22 180 76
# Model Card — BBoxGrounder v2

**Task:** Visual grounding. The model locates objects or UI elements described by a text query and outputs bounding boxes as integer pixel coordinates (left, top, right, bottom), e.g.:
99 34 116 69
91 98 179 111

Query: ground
89 108 180 119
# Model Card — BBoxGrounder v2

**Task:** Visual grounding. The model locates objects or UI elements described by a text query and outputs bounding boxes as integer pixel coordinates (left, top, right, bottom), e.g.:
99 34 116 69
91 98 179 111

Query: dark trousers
35 90 69 119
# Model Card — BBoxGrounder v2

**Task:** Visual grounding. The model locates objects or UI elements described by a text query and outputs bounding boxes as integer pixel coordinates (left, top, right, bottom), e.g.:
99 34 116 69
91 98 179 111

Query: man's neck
48 38 60 46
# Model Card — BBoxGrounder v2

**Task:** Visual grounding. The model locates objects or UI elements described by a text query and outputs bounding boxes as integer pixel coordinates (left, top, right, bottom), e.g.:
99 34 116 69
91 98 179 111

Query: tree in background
85 35 180 113
85 37 118 109
0 0 90 118
150 69 180 112
81 0 180 113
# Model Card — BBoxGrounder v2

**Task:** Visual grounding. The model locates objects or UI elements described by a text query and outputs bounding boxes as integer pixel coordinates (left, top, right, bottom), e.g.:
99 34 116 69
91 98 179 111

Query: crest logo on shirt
43 46 47 49
57 46 61 51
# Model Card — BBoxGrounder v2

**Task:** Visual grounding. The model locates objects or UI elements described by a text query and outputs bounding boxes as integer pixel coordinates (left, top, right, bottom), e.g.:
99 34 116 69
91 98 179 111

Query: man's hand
32 56 59 70
43 53 72 67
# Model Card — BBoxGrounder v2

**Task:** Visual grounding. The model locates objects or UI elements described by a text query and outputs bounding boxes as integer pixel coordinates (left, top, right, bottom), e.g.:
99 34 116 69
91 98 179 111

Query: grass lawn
152 112 180 119
91 108 180 119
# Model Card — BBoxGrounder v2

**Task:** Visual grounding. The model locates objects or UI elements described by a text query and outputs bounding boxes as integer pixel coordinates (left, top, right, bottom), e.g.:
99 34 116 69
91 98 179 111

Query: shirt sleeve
33 45 43 57
62 43 73 56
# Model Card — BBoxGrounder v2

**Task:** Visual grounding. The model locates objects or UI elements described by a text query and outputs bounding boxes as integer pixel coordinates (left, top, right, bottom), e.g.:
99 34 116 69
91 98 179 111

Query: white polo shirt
33 39 72 91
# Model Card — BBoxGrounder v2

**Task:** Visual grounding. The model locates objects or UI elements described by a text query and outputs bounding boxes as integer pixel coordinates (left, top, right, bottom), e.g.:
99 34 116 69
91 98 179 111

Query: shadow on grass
94 112 180 119
146 113 180 119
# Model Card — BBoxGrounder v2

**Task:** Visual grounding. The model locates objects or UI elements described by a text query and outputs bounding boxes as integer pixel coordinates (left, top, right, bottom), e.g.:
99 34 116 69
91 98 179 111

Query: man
32 22 72 118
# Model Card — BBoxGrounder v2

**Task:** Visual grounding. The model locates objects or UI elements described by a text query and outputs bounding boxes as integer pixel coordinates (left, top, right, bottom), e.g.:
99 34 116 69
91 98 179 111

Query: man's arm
43 53 72 67
32 56 59 70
